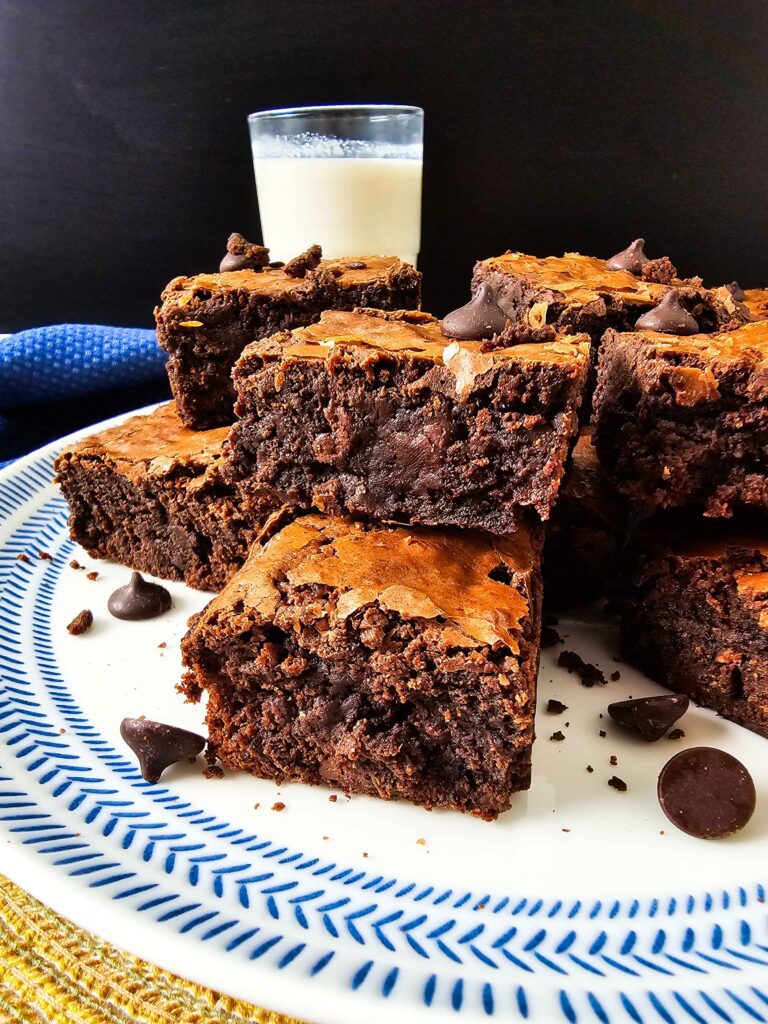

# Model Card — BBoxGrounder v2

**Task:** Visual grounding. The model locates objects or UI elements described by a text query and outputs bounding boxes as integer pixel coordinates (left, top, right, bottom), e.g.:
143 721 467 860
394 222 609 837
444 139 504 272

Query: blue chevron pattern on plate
1 406 767 1024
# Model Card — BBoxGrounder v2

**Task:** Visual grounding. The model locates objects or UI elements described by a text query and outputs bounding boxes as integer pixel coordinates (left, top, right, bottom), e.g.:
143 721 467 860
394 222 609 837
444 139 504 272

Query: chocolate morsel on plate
635 290 699 334
120 718 206 783
108 571 172 621
606 238 649 275
283 244 323 278
441 283 509 340
725 280 747 302
657 746 756 839
219 232 270 272
607 693 688 742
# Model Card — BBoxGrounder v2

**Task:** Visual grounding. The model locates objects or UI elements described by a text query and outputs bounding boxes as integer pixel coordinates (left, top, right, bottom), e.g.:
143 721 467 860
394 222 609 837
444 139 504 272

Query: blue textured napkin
0 324 171 466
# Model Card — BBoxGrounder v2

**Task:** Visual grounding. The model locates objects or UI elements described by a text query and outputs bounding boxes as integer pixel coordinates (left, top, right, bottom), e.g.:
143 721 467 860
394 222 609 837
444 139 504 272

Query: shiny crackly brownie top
242 308 591 395
55 402 228 479
476 251 694 307
192 514 541 654
744 287 768 321
159 255 414 310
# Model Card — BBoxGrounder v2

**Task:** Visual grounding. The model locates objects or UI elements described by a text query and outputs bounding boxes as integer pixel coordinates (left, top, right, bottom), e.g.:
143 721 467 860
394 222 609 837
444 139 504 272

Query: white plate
1 407 767 1024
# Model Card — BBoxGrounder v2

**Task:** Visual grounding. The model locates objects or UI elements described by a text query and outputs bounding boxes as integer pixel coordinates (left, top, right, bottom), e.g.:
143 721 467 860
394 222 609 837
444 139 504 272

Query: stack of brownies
54 234 768 819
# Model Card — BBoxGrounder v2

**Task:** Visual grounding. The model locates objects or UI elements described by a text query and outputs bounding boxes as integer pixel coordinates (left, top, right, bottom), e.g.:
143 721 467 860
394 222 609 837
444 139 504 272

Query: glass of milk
248 104 423 266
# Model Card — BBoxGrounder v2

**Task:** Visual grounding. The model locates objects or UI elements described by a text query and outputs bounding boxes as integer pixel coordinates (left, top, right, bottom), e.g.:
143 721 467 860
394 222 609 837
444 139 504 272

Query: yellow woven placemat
0 874 306 1024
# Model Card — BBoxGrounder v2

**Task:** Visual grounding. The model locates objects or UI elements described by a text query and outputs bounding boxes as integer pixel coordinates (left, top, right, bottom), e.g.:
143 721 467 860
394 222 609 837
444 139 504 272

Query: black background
1 0 767 332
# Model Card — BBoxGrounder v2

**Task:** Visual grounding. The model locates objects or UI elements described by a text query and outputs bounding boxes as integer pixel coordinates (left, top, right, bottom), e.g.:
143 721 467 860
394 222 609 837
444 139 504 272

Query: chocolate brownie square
181 514 543 818
155 255 421 429
472 251 744 344
224 308 590 534
54 403 272 591
592 321 768 517
543 427 627 608
622 528 768 738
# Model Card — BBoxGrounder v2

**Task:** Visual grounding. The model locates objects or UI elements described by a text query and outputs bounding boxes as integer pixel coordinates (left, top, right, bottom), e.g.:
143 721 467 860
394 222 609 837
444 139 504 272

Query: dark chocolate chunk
284 244 323 278
441 283 509 341
608 775 627 792
120 718 206 783
546 698 568 714
67 609 93 635
657 747 756 839
219 232 270 273
108 571 171 621
608 693 688 742
635 291 699 334
607 238 649 275
725 280 746 302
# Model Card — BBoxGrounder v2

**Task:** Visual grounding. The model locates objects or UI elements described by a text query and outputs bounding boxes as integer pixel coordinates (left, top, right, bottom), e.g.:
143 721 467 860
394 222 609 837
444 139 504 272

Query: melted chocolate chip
607 238 649 275
441 284 509 340
725 280 746 302
607 693 688 742
120 718 205 783
219 232 270 273
635 291 699 334
108 571 171 620
658 747 756 839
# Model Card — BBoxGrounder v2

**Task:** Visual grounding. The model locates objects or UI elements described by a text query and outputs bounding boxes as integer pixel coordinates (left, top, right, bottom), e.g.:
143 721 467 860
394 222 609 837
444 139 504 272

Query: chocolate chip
657 747 756 839
607 238 649 275
108 571 171 621
67 609 93 635
120 718 205 783
607 693 688 742
345 260 367 270
725 280 746 302
219 232 270 272
608 776 627 792
441 283 509 341
635 291 699 334
284 244 323 278
546 699 568 714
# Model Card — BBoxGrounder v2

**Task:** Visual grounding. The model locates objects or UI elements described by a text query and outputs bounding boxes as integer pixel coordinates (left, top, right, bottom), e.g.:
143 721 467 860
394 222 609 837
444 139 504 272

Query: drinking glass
248 104 423 266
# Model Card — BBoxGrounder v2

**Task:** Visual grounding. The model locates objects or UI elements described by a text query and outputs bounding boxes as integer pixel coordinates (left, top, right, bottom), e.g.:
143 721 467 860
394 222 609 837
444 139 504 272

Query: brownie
473 251 745 344
181 513 544 818
155 255 421 429
54 402 271 591
622 529 768 738
543 427 627 607
224 308 590 534
592 320 768 517
744 287 768 322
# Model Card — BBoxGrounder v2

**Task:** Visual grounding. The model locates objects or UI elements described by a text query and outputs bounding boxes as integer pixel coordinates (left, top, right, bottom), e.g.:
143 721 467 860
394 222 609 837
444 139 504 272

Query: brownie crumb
550 730 566 742
322 835 329 840
158 641 167 649
608 776 627 792
284 244 322 278
203 742 223 778
16 553 30 563
599 730 607 738
272 801 286 812
86 571 99 580
610 670 621 681
541 625 563 648
546 698 568 714
640 255 677 284
561 828 571 833
362 852 369 858
416 838 426 846
253 802 260 810
38 550 53 561
609 754 618 766
328 794 338 803
557 649 607 686
66 609 93 635
586 765 594 773
69 559 83 570
668 728 685 740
